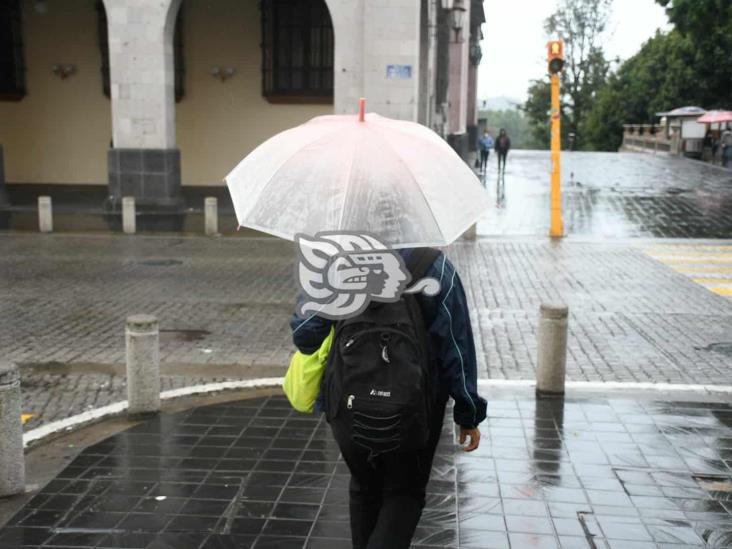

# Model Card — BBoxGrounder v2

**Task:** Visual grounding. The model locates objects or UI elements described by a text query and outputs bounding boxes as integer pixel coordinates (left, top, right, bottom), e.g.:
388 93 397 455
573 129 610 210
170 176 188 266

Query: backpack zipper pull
347 395 355 409
380 333 391 364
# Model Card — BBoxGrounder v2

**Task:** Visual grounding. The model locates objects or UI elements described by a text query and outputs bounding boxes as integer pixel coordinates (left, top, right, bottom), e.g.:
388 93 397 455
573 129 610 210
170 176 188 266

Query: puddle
159 329 210 342
696 342 732 357
139 259 183 266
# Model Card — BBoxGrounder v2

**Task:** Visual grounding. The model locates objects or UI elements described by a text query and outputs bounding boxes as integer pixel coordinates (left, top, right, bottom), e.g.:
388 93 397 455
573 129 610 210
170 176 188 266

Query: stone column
103 0 183 210
446 1 471 159
328 0 421 121
466 59 478 152
0 363 25 497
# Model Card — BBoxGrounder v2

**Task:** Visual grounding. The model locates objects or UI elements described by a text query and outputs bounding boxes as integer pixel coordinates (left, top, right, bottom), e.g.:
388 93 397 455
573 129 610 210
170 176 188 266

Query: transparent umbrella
224 100 489 248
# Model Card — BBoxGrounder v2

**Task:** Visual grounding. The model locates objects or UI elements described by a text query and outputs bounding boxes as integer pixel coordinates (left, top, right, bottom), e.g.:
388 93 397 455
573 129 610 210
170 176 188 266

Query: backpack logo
369 389 391 398
295 231 440 320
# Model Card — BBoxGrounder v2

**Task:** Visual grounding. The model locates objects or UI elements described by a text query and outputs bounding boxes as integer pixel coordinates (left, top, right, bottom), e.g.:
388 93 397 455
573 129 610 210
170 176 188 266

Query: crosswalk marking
645 244 732 300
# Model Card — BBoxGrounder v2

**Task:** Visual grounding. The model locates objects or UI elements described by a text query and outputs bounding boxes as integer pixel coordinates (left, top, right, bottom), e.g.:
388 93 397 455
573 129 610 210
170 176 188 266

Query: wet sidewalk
2 392 732 548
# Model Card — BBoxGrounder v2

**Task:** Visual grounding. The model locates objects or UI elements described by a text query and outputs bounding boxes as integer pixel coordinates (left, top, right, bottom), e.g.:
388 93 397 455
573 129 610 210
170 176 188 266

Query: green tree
545 0 612 149
523 0 613 150
522 80 552 149
656 0 732 108
584 30 696 150
522 79 573 150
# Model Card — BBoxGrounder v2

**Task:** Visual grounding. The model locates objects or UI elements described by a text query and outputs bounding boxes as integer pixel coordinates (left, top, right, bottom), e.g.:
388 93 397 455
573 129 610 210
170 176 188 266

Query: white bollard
204 197 218 236
122 196 136 234
0 363 25 497
536 303 569 398
125 315 160 417
38 196 52 233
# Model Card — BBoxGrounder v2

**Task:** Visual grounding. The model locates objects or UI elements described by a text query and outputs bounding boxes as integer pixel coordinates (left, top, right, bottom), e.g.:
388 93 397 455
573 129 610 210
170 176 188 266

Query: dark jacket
290 249 487 429
495 135 511 154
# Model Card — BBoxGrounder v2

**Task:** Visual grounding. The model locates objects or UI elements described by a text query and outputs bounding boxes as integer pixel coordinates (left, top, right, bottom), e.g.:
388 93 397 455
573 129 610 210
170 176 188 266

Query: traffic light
547 40 564 74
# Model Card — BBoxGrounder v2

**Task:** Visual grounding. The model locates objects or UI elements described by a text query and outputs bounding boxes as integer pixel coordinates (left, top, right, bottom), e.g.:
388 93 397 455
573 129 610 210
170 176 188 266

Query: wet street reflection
3 394 732 548
477 151 732 239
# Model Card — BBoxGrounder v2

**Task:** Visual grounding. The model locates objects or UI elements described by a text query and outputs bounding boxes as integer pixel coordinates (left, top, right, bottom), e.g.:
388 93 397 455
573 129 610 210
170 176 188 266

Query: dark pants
480 149 489 170
335 395 449 549
497 151 508 171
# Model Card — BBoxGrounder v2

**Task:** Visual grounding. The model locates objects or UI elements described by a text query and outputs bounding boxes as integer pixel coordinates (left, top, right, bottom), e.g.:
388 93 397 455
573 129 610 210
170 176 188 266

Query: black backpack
324 248 440 459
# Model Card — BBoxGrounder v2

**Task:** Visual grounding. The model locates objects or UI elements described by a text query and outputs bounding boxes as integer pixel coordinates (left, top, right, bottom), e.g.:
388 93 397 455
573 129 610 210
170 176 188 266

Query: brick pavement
4 393 732 548
644 244 732 300
2 233 732 430
478 151 732 238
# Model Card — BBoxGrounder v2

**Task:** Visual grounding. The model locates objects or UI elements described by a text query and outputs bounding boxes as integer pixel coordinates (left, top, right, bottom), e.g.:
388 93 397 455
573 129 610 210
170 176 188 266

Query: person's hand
459 426 481 452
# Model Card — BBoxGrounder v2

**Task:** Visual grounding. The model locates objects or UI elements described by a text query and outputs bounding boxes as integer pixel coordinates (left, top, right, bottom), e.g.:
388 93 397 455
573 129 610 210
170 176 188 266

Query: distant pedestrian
721 125 732 168
478 130 494 173
495 129 511 172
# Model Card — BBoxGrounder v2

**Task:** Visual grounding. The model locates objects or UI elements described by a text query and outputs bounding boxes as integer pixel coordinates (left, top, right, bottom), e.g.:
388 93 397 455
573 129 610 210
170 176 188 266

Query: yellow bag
283 328 334 413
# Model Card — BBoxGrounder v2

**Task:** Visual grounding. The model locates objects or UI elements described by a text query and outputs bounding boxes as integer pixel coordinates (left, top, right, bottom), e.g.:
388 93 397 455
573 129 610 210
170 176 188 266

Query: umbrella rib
370 125 446 243
336 135 358 232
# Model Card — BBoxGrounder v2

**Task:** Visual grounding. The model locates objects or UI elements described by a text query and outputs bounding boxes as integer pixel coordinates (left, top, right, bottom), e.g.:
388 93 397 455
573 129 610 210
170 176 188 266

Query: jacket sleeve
290 295 335 354
426 256 487 428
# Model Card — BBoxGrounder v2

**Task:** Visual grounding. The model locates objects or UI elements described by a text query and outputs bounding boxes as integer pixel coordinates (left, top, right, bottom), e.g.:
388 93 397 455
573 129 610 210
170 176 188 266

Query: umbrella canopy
224 103 489 248
697 110 732 124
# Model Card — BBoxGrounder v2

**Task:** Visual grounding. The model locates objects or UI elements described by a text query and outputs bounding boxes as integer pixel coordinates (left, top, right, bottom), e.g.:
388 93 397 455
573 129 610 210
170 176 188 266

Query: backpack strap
405 247 441 282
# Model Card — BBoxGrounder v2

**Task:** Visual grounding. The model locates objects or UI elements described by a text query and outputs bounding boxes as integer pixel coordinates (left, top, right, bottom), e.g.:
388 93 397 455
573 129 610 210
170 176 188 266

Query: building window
96 1 185 102
0 0 26 101
261 0 334 103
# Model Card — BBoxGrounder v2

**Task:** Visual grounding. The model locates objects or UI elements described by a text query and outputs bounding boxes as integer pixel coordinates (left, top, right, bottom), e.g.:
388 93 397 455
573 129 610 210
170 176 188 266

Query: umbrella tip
358 97 365 122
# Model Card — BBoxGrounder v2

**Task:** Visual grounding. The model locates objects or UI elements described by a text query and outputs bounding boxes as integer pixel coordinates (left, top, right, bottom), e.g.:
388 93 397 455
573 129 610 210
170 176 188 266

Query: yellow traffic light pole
550 73 563 237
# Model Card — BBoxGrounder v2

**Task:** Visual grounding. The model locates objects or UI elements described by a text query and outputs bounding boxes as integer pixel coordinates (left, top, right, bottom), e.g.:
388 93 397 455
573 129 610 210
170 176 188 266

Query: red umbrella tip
358 98 365 122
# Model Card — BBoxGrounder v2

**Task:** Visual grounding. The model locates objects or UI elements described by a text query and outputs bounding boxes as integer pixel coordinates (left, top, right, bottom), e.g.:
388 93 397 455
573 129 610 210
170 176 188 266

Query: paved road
645 243 732 300
477 151 732 238
3 233 732 430
3 393 732 549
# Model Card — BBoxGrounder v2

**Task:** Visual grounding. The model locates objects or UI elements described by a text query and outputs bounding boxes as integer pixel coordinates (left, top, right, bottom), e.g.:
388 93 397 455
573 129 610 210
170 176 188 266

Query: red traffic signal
547 40 565 74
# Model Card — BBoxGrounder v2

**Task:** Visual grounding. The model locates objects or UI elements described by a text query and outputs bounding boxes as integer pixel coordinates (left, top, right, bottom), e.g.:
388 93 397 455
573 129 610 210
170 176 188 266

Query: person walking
495 128 511 172
721 125 732 168
478 130 494 173
290 248 487 549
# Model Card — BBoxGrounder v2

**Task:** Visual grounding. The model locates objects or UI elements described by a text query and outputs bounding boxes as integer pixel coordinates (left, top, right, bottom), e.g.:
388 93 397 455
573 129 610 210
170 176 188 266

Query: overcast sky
478 0 671 103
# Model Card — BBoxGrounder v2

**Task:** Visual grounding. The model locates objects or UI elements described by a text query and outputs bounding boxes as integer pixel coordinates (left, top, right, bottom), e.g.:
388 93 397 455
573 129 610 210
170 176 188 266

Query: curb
23 377 285 448
23 378 732 449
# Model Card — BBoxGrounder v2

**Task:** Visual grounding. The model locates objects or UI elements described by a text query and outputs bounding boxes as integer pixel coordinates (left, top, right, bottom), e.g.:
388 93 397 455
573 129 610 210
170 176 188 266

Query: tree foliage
583 30 696 150
584 0 732 151
655 0 732 107
523 0 612 150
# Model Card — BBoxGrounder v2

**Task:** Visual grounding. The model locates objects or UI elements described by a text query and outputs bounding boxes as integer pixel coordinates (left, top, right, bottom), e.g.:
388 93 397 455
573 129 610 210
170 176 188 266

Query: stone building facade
0 0 484 210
